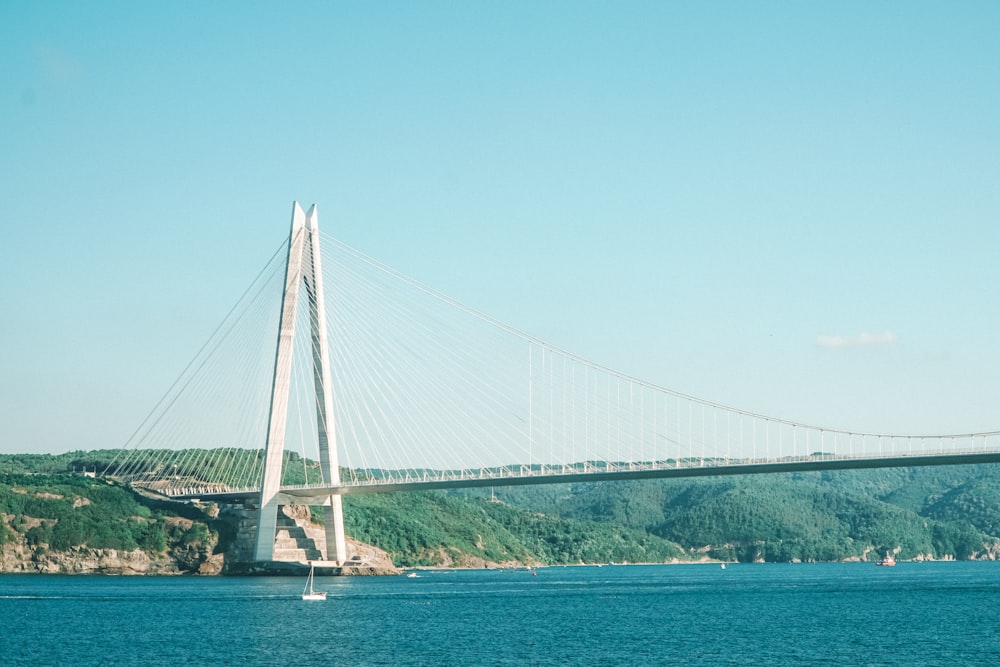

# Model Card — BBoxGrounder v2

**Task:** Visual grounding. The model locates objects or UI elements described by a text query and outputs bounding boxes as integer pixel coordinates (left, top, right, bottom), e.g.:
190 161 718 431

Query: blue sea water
3 562 1000 666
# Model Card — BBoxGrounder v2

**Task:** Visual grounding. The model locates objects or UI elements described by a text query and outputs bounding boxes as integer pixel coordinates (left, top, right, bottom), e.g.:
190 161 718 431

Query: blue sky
2 2 998 454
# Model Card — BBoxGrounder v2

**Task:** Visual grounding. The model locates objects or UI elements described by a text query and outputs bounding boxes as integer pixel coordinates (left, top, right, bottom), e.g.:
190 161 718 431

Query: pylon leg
324 496 347 563
253 203 308 562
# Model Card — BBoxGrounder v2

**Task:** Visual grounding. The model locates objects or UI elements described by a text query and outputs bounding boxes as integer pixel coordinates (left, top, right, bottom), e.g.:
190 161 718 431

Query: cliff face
0 540 222 575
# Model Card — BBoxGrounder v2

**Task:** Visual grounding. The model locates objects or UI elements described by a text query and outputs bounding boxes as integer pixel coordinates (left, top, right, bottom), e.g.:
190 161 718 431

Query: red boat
876 551 896 567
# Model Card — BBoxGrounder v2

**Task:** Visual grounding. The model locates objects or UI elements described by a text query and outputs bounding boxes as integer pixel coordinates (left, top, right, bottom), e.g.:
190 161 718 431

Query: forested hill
453 465 1000 564
3 451 1000 568
0 470 226 574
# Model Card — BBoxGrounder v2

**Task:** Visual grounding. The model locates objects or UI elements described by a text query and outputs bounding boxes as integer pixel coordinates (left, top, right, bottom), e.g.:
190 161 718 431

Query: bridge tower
253 202 348 564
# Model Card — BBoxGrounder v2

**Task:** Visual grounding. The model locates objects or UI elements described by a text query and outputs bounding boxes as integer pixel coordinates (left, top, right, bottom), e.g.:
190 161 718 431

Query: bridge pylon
253 202 347 565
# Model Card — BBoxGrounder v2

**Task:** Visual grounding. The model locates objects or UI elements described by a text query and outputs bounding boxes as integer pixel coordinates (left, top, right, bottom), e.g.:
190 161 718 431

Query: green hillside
341 491 686 567
459 465 1000 562
4 451 1000 568
0 471 225 572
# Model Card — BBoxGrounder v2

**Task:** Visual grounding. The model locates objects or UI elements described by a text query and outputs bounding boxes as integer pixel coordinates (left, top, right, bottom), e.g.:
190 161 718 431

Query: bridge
104 203 1000 565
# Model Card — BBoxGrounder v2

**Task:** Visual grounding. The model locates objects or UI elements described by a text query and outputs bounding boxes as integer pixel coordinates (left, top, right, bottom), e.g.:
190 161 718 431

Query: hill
454 465 1000 563
4 452 1000 569
0 471 226 574
341 491 686 567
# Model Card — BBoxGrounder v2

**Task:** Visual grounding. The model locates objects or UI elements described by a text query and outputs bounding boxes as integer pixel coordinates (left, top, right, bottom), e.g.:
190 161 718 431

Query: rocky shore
0 542 223 575
0 504 398 576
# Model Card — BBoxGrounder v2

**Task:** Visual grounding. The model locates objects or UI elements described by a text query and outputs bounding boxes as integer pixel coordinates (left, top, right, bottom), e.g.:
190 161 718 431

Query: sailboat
302 563 327 600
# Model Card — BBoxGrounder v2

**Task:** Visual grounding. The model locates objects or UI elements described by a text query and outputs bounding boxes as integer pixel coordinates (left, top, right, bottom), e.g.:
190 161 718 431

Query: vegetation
459 466 1000 563
342 491 685 567
4 452 1000 568
0 451 125 476
0 471 221 567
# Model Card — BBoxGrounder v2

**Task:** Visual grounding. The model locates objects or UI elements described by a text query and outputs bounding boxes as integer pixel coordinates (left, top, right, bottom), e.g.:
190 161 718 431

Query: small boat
406 572 420 578
876 552 896 567
302 563 327 600
720 563 726 570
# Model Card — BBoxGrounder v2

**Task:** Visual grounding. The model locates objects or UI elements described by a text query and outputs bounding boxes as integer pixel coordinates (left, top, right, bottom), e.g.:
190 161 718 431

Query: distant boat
876 552 896 567
302 563 327 600
406 572 420 578
720 563 726 570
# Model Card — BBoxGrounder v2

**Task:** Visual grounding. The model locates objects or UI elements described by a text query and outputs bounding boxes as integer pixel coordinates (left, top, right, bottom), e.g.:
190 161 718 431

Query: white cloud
816 331 897 349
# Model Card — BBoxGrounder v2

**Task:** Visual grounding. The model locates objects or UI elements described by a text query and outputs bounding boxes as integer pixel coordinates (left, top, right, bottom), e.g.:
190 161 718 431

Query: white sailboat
302 563 327 600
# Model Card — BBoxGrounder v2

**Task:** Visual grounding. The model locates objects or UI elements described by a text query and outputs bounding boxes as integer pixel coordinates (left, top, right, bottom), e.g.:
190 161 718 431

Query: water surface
3 562 999 665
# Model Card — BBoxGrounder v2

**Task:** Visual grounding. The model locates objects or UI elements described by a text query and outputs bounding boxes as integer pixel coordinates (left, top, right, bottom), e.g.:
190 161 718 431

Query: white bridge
104 203 1000 565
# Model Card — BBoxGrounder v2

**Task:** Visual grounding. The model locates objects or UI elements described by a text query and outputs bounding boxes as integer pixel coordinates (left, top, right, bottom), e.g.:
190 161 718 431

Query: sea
3 562 999 666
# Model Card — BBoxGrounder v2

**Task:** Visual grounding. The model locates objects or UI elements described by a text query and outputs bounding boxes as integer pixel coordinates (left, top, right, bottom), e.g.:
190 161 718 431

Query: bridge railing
152 440 1000 500
331 446 1000 490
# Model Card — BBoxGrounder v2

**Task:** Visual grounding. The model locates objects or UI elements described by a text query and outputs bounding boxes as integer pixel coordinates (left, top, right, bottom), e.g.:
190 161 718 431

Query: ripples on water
3 562 999 666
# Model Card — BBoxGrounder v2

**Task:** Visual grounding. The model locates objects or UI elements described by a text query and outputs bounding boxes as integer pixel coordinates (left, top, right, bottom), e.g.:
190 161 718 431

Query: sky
2 2 998 454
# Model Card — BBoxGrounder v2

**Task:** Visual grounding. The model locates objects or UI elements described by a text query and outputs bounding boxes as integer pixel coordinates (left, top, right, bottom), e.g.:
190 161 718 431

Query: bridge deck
160 450 1000 503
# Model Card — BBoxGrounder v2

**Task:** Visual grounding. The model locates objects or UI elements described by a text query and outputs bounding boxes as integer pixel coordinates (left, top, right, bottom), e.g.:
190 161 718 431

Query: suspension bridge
104 202 1000 565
